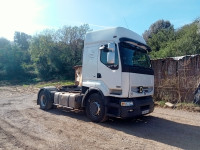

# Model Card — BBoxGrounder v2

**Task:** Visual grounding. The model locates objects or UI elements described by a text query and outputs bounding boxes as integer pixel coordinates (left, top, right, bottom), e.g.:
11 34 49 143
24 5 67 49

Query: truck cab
37 27 154 122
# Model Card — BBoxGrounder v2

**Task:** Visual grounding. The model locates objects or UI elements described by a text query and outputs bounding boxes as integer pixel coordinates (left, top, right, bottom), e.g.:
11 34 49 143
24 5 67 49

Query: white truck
37 27 154 122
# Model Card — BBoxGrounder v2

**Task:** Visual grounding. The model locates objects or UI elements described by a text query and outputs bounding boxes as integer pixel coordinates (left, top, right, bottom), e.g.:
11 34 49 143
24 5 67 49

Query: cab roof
85 27 146 45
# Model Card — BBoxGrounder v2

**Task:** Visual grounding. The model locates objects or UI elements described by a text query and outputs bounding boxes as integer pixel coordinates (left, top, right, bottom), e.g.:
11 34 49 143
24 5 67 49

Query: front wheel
86 93 107 122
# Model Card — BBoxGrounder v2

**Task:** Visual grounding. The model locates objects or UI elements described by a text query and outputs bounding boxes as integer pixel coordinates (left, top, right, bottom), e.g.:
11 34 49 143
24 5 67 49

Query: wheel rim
90 101 101 116
40 95 47 107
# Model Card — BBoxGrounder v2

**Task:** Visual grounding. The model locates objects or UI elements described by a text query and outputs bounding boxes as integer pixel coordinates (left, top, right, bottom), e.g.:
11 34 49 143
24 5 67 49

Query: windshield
119 42 151 68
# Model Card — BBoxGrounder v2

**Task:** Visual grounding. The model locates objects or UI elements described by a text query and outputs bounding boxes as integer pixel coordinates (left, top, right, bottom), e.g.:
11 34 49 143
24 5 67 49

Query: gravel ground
0 86 200 150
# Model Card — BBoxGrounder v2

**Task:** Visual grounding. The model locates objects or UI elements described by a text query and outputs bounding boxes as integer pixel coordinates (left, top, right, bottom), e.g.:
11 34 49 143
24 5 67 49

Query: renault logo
138 86 143 93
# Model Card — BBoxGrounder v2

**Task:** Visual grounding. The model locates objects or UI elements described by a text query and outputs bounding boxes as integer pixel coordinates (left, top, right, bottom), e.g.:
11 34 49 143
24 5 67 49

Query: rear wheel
86 93 107 122
38 90 53 110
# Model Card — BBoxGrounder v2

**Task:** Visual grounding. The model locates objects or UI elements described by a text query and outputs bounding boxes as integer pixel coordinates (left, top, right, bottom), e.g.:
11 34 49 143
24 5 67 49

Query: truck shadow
103 116 200 150
48 108 200 149
48 107 90 122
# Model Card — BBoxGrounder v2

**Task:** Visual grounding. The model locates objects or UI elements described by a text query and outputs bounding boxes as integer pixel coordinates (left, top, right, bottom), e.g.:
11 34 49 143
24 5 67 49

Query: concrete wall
152 55 200 103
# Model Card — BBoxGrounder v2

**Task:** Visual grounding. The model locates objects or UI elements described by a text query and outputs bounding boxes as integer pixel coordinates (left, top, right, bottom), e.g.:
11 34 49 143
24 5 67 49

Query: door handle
97 73 101 78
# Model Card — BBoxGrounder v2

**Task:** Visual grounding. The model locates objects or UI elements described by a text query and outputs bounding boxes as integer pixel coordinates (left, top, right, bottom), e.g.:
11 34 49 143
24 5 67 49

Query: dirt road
0 86 200 150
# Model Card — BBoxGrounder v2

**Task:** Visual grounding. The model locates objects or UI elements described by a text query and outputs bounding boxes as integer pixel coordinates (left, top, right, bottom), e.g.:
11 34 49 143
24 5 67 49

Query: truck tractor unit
37 27 154 122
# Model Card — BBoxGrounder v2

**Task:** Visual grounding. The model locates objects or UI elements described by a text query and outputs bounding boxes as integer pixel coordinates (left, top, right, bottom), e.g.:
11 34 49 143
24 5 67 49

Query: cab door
97 43 122 95
82 45 98 88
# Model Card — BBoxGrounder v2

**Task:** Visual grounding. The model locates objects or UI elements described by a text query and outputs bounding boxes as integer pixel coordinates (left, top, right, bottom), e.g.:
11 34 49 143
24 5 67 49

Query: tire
86 93 107 123
38 90 53 110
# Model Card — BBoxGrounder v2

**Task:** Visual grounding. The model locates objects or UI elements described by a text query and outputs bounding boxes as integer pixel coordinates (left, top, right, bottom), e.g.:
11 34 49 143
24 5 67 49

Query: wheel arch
81 87 105 107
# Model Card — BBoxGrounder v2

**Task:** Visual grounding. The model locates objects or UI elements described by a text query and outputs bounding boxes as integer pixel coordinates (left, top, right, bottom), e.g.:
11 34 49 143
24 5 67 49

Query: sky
0 0 200 41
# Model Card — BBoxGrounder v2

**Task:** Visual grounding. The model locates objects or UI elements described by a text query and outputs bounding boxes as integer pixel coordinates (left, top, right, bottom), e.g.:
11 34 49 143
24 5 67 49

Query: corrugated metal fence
152 55 200 103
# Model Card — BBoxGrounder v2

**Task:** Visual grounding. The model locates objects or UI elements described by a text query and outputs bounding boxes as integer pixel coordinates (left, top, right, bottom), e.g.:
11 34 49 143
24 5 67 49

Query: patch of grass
0 78 74 89
0 81 12 86
154 100 167 107
34 80 74 88
175 102 200 112
0 78 39 86
22 84 30 88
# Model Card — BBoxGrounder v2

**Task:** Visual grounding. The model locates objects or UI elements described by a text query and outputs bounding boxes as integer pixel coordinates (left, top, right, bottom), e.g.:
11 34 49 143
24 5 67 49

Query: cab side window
100 43 119 70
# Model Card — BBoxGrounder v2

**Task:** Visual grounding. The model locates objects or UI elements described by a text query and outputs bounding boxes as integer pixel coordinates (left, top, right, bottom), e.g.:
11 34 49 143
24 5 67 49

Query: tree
170 22 200 56
147 28 175 52
145 19 200 59
4 45 25 79
0 34 34 81
0 38 11 79
143 20 174 42
29 24 91 80
0 38 10 64
14 31 32 50
0 38 10 49
55 24 90 65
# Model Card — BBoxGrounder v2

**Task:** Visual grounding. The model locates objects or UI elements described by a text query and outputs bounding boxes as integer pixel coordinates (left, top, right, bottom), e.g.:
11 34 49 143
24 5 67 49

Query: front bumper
106 96 154 118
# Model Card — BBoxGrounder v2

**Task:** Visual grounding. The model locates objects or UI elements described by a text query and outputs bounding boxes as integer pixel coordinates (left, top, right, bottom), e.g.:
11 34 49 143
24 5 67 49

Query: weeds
155 100 200 112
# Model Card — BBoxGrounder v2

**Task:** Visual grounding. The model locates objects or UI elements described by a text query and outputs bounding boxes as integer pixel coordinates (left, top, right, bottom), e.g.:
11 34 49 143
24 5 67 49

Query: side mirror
107 43 116 64
108 43 115 52
99 43 115 52
107 51 115 64
99 43 116 64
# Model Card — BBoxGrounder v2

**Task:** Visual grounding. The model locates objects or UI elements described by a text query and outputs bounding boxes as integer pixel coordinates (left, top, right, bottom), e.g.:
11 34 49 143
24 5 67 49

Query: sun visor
119 37 151 52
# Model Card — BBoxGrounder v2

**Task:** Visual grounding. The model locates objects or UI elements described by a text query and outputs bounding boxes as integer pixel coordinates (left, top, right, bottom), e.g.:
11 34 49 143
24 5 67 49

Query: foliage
0 35 34 81
143 20 174 42
0 24 90 82
143 19 200 59
29 24 90 80
1 19 200 83
0 38 11 79
14 31 32 50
